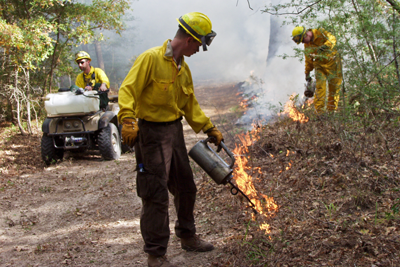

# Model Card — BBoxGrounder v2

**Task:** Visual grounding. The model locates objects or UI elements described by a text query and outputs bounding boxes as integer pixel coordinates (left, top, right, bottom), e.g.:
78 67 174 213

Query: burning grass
1 82 399 266
211 109 400 266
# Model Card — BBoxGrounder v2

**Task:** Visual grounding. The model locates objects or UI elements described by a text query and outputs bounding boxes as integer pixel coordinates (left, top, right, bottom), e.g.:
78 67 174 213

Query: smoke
109 0 305 120
232 14 305 125
118 1 273 80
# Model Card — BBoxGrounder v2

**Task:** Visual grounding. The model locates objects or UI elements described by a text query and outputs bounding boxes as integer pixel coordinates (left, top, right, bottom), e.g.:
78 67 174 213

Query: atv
41 88 129 165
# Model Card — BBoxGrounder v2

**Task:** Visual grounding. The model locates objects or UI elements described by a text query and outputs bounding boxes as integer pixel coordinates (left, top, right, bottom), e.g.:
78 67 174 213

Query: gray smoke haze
113 0 305 119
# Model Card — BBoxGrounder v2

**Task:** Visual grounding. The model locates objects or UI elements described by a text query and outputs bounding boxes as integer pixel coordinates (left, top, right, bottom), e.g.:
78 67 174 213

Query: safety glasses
204 31 216 46
178 17 217 51
292 35 302 44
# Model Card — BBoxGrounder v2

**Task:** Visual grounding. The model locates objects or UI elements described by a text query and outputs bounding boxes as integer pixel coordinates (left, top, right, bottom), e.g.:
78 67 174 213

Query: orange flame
279 94 309 123
238 95 258 109
232 124 278 234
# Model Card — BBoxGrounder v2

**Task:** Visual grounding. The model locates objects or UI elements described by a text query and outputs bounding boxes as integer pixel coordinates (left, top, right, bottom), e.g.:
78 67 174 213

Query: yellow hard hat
75 51 91 62
292 26 306 44
177 12 217 51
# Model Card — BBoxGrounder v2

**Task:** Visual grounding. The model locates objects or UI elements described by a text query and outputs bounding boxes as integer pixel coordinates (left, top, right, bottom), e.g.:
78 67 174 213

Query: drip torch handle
205 138 236 169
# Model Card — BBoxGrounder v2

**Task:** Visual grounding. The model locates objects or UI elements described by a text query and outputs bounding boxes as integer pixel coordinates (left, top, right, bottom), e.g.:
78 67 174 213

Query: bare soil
1 82 399 267
0 82 250 267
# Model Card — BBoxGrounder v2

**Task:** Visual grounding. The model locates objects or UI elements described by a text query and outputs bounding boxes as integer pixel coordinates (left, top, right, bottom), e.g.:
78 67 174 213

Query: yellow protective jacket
118 39 214 133
75 66 110 88
304 28 338 75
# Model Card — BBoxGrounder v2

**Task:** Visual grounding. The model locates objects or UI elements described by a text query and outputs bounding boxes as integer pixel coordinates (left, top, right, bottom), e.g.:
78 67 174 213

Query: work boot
148 254 177 267
181 234 214 252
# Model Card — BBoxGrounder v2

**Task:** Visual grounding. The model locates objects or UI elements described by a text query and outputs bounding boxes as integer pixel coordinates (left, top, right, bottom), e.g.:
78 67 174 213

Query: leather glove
305 74 311 82
121 118 139 147
318 45 329 52
206 126 223 146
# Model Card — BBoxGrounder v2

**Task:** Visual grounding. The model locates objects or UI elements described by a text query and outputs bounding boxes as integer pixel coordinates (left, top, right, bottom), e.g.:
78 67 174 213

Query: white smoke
114 0 305 122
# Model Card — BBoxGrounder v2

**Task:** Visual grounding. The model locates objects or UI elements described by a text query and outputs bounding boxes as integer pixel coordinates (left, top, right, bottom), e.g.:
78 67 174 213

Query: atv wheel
98 123 121 160
41 134 64 165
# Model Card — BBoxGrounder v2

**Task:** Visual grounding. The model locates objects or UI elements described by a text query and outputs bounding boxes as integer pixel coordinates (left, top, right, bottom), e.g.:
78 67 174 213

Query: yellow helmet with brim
75 51 91 62
292 26 306 44
177 12 217 51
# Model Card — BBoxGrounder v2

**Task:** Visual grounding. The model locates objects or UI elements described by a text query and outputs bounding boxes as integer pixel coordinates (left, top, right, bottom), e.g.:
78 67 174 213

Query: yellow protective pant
314 56 343 113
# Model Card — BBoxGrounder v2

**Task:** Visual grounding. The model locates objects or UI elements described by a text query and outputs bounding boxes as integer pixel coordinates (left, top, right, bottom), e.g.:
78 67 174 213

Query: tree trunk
266 15 279 66
48 25 61 93
81 43 90 52
385 0 400 15
392 10 400 91
15 69 27 136
94 41 105 70
25 69 32 134
6 55 15 121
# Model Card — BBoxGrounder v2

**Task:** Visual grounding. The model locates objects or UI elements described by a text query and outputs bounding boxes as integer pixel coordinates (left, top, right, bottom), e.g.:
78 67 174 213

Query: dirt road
0 82 249 267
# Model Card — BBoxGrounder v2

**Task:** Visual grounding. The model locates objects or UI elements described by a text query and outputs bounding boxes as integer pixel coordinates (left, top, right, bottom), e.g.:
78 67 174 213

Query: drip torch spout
228 180 258 214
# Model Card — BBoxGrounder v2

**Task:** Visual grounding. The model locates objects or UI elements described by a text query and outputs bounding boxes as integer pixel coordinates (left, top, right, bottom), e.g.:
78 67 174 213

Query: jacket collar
163 39 184 67
84 66 95 76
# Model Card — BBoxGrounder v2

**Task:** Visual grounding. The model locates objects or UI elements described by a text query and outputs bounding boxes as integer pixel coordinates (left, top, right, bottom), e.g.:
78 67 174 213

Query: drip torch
188 138 258 214
304 78 316 98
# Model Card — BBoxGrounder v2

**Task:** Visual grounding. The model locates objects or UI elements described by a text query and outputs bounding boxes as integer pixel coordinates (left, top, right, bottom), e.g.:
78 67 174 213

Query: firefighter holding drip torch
118 12 223 267
292 26 343 113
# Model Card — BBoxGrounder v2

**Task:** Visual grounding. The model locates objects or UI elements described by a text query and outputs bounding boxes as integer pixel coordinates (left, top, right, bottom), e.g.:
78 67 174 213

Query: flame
279 94 309 123
259 223 270 234
285 162 292 170
238 94 258 109
240 98 250 109
232 124 278 234
301 98 314 109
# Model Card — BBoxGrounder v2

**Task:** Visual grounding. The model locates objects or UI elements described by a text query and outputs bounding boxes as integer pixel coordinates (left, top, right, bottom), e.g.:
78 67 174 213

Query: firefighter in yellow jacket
292 26 342 113
74 51 110 110
118 12 222 267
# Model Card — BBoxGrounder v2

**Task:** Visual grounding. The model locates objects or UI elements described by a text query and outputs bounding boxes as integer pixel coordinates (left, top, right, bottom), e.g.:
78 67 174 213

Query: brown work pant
135 118 197 256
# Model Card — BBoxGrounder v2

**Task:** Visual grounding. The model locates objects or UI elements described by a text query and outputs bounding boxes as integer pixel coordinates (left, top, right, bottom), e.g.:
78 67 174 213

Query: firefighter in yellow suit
292 26 342 113
74 51 110 110
118 12 222 267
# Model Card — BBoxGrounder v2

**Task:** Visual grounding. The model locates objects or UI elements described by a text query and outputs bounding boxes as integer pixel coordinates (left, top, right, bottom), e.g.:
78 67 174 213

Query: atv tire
98 123 121 160
41 134 64 165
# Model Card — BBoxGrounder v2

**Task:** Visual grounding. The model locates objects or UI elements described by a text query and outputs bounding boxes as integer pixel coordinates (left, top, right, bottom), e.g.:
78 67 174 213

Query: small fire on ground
232 122 278 235
237 92 258 110
230 93 310 234
279 93 311 123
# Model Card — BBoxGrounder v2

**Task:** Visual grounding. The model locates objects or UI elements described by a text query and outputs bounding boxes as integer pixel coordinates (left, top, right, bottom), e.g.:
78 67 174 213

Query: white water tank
45 91 100 115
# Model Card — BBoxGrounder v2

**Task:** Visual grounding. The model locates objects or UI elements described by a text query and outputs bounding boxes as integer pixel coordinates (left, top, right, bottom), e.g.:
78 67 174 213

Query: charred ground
0 83 399 266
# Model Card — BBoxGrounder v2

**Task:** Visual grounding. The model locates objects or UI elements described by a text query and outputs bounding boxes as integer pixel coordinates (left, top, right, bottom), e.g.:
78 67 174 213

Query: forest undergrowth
209 108 400 266
1 95 399 266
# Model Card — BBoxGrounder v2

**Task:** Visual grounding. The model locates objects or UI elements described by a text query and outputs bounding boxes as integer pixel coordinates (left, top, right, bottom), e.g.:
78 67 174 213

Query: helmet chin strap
300 27 306 43
200 36 208 51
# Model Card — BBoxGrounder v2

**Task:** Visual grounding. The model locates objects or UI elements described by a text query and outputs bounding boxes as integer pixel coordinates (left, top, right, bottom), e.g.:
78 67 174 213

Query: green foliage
0 17 54 68
385 197 400 219
0 0 131 132
262 0 400 115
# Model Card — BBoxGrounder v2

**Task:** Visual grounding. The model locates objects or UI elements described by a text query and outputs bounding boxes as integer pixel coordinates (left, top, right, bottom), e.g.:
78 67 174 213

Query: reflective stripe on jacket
75 66 110 88
304 28 338 75
118 39 213 133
